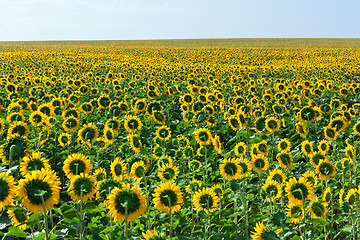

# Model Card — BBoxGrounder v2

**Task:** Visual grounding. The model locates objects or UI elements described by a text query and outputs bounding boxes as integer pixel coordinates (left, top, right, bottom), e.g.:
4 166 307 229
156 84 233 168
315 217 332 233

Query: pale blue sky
0 0 359 41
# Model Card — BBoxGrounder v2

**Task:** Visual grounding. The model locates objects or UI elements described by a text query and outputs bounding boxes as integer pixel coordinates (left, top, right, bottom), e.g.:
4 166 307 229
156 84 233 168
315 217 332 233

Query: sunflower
58 133 71 147
276 151 293 169
212 135 222 154
0 118 5 134
234 142 247 157
63 153 92 179
97 95 111 109
353 120 360 136
257 140 269 156
29 111 47 127
211 184 223 198
193 188 219 214
78 122 99 144
324 126 338 141
1 133 29 164
309 151 326 167
156 125 172 141
104 127 115 145
277 138 291 152
262 179 282 202
268 169 287 185
20 152 51 176
96 178 121 200
250 221 277 240
318 140 330 155
301 171 319 188
316 159 336 181
323 187 332 202
345 145 356 159
38 103 54 117
110 158 128 181
8 121 29 137
307 196 328 219
285 177 314 205
68 173 97 202
301 140 313 157
153 181 183 214
158 163 179 182
62 116 79 132
238 158 252 177
342 157 352 169
7 112 25 123
124 115 142 133
128 134 142 154
251 154 269 173
0 172 16 211
17 169 61 213
92 168 107 183
228 116 241 131
182 94 194 106
220 158 242 180
286 202 304 224
177 136 190 149
295 122 307 138
130 161 147 182
141 229 166 240
195 128 212 145
185 179 203 195
152 110 166 125
188 159 202 172
346 188 359 206
265 117 281 133
298 106 317 123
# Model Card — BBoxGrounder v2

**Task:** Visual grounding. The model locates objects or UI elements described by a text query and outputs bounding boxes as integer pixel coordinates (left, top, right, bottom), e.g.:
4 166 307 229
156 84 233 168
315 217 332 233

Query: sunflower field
0 39 360 239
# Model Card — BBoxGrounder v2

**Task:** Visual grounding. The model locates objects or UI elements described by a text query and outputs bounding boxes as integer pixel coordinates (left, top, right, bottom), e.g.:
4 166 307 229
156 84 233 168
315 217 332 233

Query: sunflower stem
168 195 173 237
9 144 18 167
124 201 128 238
39 192 49 240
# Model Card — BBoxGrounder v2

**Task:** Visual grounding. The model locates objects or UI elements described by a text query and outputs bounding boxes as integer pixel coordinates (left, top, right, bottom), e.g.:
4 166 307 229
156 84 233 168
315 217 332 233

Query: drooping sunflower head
152 110 166 125
301 140 313 157
8 121 29 137
257 140 269 156
212 135 222 154
1 133 29 164
17 169 61 213
107 184 146 223
62 116 79 132
185 179 203 195
20 152 51 176
268 169 287 185
234 142 246 157
128 134 142 154
110 158 128 181
316 159 336 181
309 151 326 168
277 138 291 152
0 172 16 211
96 178 121 200
68 173 96 202
324 126 338 141
285 177 314 205
228 116 241 131
63 153 92 179
251 154 269 173
220 158 242 180
130 161 147 182
295 122 307 138
276 151 293 169
286 202 303 224
193 188 219 214
158 163 179 182
317 140 330 155
298 106 317 123
92 168 107 183
156 125 172 141
153 181 183 214
188 159 202 172
262 179 282 202
124 115 142 133
341 157 352 169
97 95 111 109
78 122 99 143
195 128 212 145
29 111 47 127
58 133 71 147
301 171 318 188
308 196 328 219
265 117 281 133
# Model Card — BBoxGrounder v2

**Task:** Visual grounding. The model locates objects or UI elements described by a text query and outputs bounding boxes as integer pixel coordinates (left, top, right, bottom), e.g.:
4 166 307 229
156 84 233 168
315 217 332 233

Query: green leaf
29 212 43 222
7 226 27 238
312 218 329 225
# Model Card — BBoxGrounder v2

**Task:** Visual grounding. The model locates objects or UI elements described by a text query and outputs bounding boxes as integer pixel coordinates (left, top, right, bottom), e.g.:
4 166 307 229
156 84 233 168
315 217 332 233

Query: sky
0 0 359 41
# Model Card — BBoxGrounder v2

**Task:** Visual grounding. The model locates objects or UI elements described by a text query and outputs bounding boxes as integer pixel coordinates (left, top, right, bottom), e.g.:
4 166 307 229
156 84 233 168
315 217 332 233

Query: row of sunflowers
0 41 360 239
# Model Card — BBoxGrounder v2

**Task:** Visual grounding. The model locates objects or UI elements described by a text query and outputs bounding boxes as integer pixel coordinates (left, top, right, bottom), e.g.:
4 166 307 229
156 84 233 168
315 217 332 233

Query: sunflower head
107 184 146 223
1 134 29 164
69 173 96 202
153 181 183 214
193 188 219 213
